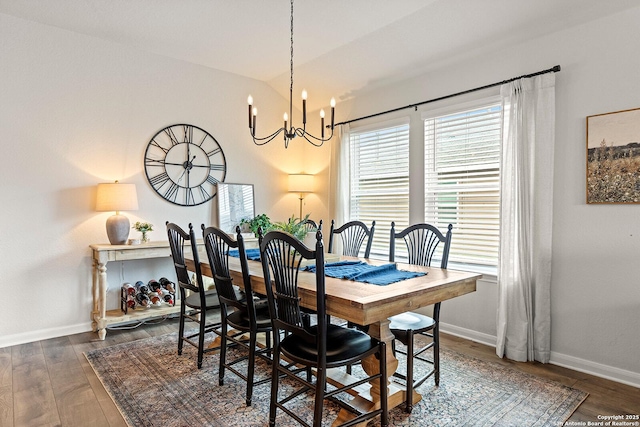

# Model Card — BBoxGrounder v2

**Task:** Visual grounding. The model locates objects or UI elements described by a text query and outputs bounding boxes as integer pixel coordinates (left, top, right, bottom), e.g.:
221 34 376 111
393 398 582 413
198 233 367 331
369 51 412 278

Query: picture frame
586 107 640 204
216 183 255 233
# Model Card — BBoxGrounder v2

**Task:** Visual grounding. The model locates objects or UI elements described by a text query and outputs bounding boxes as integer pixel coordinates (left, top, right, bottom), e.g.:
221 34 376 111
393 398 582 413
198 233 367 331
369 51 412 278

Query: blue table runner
304 260 426 286
228 252 426 286
228 248 261 261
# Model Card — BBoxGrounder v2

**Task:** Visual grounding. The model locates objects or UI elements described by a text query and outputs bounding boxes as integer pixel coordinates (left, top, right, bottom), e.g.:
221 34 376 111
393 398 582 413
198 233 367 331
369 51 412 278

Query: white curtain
496 73 556 363
329 123 350 228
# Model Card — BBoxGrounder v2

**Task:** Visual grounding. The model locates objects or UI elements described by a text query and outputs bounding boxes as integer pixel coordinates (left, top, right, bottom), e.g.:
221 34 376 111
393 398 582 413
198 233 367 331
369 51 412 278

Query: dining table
185 253 481 426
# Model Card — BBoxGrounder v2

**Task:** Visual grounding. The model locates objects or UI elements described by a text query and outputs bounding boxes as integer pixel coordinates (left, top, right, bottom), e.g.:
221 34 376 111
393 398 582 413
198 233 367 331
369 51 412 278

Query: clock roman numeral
149 172 170 187
198 185 211 200
185 187 194 206
209 163 225 171
150 139 169 154
197 133 209 146
164 182 179 202
145 158 165 167
206 175 219 185
206 147 221 157
164 128 180 146
183 125 192 143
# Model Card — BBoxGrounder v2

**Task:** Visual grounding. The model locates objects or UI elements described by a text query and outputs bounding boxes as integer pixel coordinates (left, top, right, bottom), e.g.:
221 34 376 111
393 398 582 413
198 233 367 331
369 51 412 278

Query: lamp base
106 214 130 245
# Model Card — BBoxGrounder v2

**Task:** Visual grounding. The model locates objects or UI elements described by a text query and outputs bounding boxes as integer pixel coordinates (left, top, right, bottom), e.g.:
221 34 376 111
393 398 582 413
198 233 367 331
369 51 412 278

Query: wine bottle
135 292 150 308
121 283 136 296
148 279 161 292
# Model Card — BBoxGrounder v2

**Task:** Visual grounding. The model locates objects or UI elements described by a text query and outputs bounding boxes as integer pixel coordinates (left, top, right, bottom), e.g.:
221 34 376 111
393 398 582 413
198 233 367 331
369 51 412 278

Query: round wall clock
144 124 227 206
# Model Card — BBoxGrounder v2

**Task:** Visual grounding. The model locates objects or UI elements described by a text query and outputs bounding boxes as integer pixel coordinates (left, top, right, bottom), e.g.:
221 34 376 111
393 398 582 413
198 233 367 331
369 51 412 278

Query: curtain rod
333 65 561 127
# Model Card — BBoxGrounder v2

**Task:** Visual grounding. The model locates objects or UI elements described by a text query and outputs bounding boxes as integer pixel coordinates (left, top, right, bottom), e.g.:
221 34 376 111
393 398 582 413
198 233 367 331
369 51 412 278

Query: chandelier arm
297 126 334 142
252 128 286 146
294 128 330 147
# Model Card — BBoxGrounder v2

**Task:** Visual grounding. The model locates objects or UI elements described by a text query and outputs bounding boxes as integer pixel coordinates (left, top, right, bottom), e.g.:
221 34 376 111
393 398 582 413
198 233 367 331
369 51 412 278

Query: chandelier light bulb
248 96 255 128
251 107 258 136
330 98 336 108
283 112 288 121
302 90 308 100
320 109 325 118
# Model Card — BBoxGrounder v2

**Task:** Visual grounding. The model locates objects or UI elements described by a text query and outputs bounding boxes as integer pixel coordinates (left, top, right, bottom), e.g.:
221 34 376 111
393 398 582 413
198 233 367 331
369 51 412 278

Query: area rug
85 332 587 426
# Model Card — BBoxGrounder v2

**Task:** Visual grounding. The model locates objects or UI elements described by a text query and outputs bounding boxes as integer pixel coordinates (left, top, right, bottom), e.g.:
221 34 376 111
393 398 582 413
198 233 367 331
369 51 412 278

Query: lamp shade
288 174 314 193
96 182 139 212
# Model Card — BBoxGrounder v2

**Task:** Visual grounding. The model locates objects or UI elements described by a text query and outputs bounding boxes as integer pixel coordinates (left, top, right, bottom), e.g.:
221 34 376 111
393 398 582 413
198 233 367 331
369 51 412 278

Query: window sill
447 262 497 283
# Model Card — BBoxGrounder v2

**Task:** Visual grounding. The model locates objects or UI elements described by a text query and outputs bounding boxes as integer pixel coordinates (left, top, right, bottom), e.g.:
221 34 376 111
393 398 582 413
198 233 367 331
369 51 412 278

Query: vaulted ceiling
2 0 638 110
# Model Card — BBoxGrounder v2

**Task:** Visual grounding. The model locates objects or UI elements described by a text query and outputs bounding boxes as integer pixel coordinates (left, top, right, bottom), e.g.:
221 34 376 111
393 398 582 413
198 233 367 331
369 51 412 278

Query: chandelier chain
289 0 294 130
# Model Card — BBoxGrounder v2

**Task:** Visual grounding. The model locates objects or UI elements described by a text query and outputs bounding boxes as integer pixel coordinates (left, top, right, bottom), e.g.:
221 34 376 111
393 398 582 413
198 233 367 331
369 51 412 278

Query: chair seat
389 311 435 336
281 324 378 367
227 304 272 331
184 289 220 309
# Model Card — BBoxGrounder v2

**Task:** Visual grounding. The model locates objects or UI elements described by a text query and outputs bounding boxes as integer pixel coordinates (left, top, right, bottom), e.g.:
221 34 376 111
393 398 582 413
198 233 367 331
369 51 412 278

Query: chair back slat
202 225 259 314
303 219 318 233
260 230 325 347
328 220 375 258
390 222 452 268
166 222 202 293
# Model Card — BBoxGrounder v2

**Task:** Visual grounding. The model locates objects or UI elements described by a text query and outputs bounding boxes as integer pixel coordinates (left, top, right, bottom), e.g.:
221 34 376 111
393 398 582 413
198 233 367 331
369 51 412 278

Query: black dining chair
302 218 318 233
328 220 375 258
388 222 452 412
328 220 375 336
166 222 221 369
201 225 272 406
260 229 388 427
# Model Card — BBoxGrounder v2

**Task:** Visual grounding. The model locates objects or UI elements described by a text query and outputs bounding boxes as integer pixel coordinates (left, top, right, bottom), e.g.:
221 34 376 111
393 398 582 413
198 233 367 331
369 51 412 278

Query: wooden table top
189 255 481 326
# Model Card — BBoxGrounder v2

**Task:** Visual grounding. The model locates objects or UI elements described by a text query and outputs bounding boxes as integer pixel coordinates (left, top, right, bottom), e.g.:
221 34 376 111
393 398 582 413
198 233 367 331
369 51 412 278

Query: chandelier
247 0 335 148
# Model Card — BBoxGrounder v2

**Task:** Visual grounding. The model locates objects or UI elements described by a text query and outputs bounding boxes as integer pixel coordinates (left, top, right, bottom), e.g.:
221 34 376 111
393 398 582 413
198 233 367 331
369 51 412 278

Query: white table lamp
96 181 139 245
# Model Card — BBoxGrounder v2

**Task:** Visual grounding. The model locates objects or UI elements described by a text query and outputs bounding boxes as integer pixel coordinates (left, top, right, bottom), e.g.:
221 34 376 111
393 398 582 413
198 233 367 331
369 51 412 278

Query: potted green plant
132 221 153 243
240 214 273 238
272 214 311 241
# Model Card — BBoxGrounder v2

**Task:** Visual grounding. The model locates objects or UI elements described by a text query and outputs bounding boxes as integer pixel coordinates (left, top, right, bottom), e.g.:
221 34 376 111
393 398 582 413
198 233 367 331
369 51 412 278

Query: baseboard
440 322 497 348
0 322 93 349
440 322 640 389
549 351 640 389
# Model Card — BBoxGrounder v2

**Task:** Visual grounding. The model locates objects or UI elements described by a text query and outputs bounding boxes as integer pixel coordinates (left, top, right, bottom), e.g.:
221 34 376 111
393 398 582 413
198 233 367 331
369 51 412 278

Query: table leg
331 319 418 426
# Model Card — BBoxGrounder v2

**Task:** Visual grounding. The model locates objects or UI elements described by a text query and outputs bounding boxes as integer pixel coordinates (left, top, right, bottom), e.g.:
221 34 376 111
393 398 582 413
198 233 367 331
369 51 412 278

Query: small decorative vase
141 231 149 243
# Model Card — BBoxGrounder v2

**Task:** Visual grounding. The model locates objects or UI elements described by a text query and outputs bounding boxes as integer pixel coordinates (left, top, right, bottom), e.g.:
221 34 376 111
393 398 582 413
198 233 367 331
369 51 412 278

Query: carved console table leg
91 258 99 332
96 259 108 340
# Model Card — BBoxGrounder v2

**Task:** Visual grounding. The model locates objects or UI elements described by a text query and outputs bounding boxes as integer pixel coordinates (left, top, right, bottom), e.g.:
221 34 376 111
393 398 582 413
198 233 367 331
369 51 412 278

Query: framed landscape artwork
586 107 640 204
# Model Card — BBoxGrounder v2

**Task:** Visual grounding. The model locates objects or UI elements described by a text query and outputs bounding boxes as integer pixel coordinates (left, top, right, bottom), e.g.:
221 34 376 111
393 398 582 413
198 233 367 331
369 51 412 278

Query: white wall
0 14 309 346
321 7 640 386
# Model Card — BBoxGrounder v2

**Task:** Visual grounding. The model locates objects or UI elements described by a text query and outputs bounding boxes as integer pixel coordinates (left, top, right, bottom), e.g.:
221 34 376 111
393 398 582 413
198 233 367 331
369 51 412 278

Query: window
424 102 502 270
349 121 410 259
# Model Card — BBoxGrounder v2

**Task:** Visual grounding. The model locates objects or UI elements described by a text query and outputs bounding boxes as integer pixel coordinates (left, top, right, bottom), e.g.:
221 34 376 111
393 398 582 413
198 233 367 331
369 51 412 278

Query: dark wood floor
1 318 638 426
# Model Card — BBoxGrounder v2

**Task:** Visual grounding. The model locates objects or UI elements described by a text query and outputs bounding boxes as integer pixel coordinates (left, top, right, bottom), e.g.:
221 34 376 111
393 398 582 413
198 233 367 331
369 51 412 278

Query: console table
89 241 197 340
90 235 258 340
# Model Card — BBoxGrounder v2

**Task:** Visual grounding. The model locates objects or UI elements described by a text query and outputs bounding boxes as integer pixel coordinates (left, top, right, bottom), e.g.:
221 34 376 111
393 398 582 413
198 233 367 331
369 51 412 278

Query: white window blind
350 122 410 259
424 103 501 269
